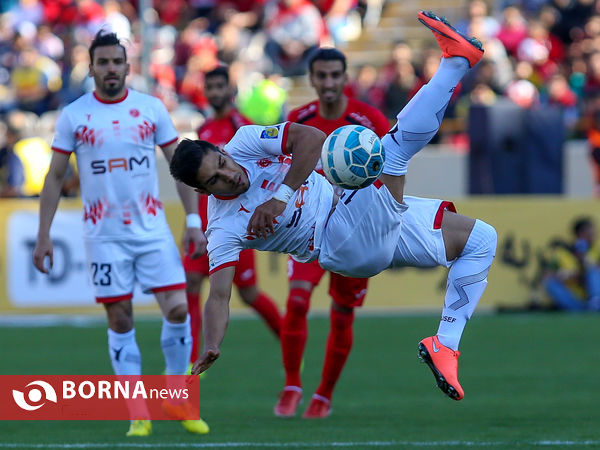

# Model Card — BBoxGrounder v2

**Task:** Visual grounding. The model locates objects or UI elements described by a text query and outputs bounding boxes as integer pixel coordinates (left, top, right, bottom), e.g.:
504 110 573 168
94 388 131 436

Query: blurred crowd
2 0 600 197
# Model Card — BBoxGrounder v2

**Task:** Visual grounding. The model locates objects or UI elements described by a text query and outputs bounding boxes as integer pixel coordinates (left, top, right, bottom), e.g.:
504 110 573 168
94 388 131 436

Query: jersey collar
93 89 129 104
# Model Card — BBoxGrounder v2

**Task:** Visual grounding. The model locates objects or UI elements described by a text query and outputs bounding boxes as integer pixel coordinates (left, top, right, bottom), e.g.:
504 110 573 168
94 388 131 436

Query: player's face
195 149 250 196
205 75 231 111
89 45 129 98
309 60 347 105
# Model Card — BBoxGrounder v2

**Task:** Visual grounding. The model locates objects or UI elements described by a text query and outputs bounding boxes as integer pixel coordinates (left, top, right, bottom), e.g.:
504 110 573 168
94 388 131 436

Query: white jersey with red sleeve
51 89 177 240
206 122 334 274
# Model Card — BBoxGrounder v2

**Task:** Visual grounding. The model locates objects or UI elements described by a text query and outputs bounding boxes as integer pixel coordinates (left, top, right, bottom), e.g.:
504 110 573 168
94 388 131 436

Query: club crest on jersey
129 108 140 117
257 158 273 168
260 126 279 139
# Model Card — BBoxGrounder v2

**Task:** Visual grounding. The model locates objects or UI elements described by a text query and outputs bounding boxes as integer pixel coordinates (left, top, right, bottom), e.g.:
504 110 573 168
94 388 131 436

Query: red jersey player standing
183 66 282 365
275 48 390 418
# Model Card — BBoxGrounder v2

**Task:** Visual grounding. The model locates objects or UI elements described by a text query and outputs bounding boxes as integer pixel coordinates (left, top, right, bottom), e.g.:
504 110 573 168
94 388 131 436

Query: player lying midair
170 11 496 402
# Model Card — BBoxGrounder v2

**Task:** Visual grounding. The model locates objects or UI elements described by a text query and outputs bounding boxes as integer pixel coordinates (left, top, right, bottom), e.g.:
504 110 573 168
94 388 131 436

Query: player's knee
286 288 311 317
465 220 497 263
238 286 258 305
165 303 189 323
330 307 354 330
107 311 133 333
478 220 497 257
185 272 204 292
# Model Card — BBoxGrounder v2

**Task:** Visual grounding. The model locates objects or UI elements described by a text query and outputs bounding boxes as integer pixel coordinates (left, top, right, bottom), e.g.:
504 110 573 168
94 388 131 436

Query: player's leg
155 289 193 374
275 258 325 417
104 299 140 374
183 251 208 364
380 11 484 204
303 274 367 419
86 239 151 436
138 236 209 434
235 249 281 338
419 210 497 400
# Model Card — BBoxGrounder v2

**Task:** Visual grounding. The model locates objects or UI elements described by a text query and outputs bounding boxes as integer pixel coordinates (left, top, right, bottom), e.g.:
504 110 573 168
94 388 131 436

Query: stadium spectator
543 217 600 311
496 6 528 57
313 0 362 45
264 0 325 76
10 46 54 115
277 47 389 418
171 12 497 405
586 102 600 196
0 119 25 197
32 31 209 437
183 66 282 367
456 0 500 38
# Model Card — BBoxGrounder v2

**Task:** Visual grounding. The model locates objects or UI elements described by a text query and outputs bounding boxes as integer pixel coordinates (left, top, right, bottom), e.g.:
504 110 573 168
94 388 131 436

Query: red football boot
302 394 331 419
274 386 302 417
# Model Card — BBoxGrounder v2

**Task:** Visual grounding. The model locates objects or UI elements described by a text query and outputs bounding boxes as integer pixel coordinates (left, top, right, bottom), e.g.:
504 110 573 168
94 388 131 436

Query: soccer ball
321 125 385 189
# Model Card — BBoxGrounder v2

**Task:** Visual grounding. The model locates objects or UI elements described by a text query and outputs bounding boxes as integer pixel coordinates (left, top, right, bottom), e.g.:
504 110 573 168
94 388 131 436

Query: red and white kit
206 122 334 274
287 96 391 305
183 109 258 287
51 89 185 301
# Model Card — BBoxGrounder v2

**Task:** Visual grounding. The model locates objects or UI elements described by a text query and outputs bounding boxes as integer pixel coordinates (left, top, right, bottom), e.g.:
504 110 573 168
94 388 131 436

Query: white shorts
84 234 186 303
390 196 456 269
319 183 408 278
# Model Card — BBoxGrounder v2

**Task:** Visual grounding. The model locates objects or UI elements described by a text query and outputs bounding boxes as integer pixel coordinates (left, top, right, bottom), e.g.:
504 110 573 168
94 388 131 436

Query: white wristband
186 213 202 228
272 184 295 204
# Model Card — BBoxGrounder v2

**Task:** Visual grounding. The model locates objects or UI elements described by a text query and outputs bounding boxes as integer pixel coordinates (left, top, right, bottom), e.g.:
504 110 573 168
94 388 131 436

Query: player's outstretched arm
247 123 326 239
162 141 207 258
33 151 71 274
191 266 235 375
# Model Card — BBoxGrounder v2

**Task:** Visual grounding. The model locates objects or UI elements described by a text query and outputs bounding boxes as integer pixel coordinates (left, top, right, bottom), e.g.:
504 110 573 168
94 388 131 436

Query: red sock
250 292 282 338
315 308 354 401
186 291 202 363
281 288 311 387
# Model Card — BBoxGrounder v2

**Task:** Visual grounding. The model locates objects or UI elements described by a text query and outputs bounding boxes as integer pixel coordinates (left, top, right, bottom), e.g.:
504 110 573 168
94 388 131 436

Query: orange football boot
418 10 484 68
418 336 464 400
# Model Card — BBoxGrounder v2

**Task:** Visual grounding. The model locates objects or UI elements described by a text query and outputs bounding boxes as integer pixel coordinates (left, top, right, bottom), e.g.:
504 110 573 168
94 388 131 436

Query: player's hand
191 348 220 375
32 237 53 274
184 227 207 259
247 198 286 240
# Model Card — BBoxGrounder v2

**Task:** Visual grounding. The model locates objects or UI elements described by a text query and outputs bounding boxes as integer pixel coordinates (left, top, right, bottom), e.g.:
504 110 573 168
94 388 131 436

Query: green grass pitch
0 313 599 449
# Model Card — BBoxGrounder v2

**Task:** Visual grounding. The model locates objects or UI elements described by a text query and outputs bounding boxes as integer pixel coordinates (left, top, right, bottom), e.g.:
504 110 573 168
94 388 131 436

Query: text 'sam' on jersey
207 122 334 274
51 89 177 240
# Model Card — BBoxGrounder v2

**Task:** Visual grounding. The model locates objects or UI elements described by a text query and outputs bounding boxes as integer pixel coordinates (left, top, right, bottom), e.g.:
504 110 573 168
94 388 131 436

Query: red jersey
196 108 253 228
197 108 253 148
287 97 390 138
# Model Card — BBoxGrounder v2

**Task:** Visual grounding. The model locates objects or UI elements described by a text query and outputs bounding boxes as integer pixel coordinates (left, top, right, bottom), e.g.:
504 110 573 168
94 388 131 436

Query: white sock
436 220 497 351
161 315 192 375
107 328 142 375
381 57 470 176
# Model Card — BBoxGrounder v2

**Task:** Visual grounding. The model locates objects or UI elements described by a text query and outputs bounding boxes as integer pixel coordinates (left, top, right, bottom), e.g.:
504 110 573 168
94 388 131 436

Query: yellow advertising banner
0 197 597 314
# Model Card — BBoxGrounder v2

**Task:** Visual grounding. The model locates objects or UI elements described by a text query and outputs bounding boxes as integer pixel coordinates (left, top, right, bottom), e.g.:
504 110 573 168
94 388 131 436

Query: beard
101 75 126 97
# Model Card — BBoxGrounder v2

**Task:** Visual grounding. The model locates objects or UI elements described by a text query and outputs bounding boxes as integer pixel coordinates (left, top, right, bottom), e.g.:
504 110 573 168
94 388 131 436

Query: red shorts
287 257 368 308
183 246 257 288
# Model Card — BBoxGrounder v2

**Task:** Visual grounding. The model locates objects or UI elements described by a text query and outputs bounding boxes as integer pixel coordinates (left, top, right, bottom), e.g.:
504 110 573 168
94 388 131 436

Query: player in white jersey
170 11 498 403
32 31 209 437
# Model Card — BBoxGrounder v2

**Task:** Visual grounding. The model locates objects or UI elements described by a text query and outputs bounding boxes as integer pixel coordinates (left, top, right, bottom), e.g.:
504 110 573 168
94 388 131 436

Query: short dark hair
89 30 127 62
573 217 593 236
308 47 347 73
170 139 220 189
205 66 229 84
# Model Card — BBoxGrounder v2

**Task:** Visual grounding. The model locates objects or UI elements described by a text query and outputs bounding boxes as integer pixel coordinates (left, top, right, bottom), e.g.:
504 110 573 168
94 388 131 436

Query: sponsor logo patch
260 126 279 139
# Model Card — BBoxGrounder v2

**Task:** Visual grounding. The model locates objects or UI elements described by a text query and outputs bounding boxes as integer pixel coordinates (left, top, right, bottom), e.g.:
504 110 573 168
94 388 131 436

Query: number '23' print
90 262 112 286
